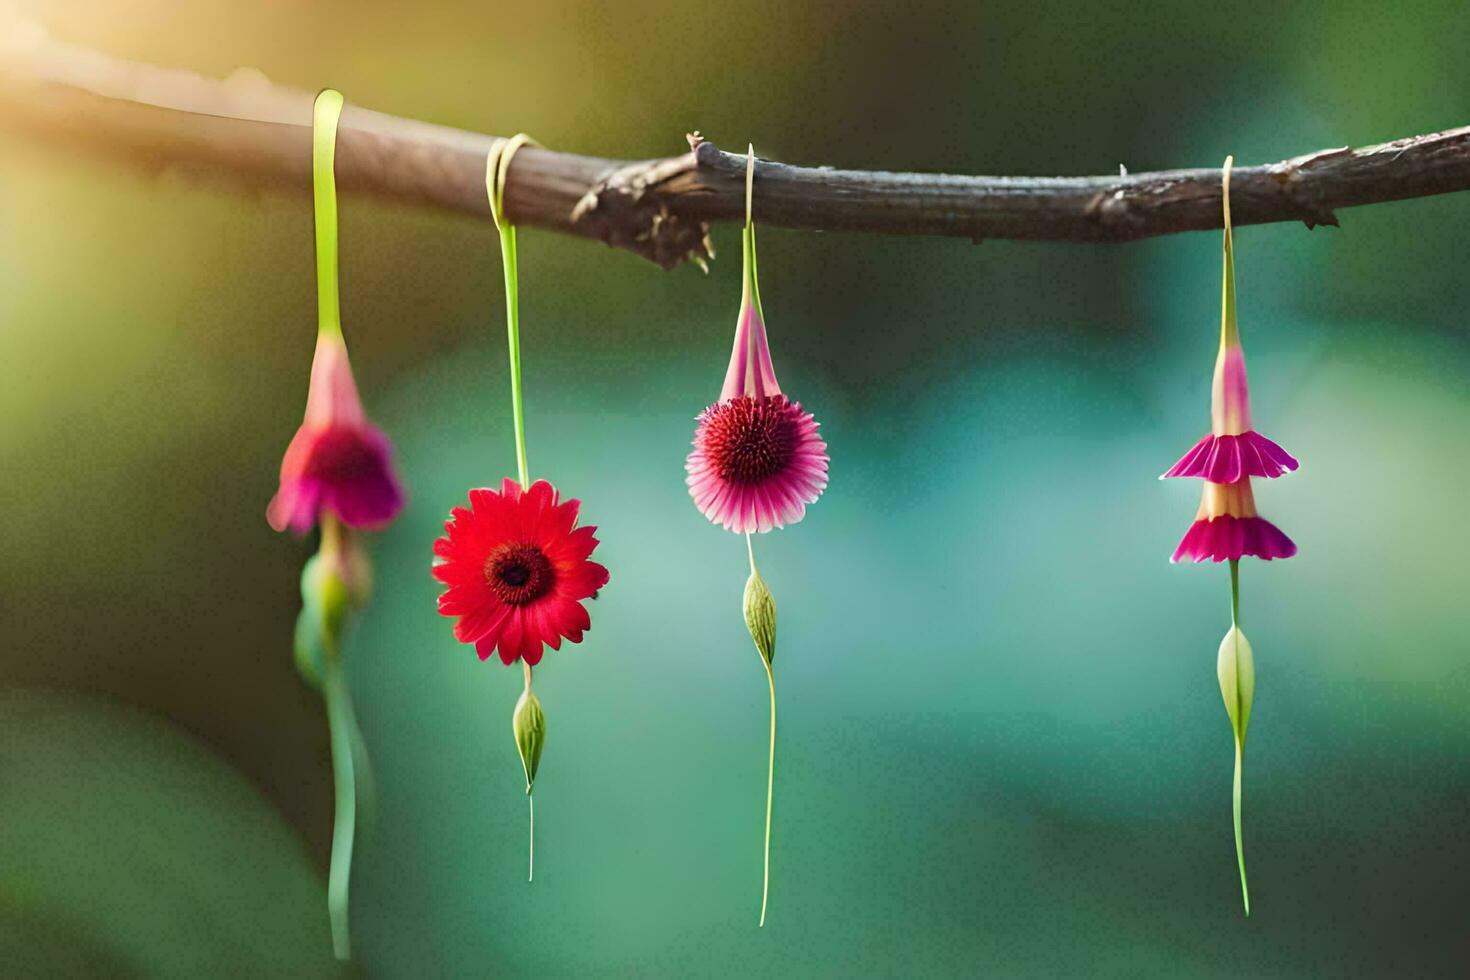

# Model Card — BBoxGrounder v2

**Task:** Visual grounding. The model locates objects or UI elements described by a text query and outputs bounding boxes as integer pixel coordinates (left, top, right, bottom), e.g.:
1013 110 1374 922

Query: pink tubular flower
686 205 829 534
267 330 405 534
432 479 609 666
1164 159 1297 567
1160 289 1299 485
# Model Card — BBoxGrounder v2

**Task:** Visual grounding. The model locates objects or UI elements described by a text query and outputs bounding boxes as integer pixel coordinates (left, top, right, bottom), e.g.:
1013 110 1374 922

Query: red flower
432 479 609 666
267 331 404 534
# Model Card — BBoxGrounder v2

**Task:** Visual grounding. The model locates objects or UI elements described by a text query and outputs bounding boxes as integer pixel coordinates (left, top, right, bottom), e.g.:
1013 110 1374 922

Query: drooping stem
322 653 357 960
1233 740 1249 916
486 136 536 489
499 223 530 489
523 659 535 883
743 146 767 325
1220 156 1240 350
759 652 776 928
1227 556 1248 916
746 532 776 928
311 89 344 339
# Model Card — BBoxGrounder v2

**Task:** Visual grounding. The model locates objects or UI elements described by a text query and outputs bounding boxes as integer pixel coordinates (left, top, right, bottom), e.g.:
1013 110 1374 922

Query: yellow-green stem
312 90 344 338
499 224 529 488
1220 155 1240 351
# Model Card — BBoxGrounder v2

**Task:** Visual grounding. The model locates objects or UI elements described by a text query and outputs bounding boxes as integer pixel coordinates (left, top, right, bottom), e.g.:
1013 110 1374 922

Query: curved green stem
312 90 344 338
346 690 376 831
322 655 357 959
1233 740 1249 916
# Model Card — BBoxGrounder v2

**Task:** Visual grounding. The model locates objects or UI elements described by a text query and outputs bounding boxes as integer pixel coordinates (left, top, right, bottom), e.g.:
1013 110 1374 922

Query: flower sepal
293 521 371 689
743 567 777 666
1217 625 1255 747
513 688 546 793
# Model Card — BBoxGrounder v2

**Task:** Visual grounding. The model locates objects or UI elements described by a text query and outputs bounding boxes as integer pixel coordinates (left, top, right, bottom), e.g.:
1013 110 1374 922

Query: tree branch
4 22 1469 269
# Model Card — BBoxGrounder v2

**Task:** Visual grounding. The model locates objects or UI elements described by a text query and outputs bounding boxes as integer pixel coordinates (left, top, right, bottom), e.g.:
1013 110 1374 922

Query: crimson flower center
702 396 799 484
484 543 555 605
304 426 382 483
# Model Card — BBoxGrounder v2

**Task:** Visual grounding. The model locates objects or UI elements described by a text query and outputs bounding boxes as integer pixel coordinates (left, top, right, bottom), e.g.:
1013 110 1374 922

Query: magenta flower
685 195 828 534
685 147 832 928
1162 166 1297 564
267 329 405 535
1164 156 1299 918
1161 336 1299 484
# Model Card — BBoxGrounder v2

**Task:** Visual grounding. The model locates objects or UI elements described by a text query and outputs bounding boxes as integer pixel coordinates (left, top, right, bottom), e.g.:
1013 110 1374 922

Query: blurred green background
3 0 1469 976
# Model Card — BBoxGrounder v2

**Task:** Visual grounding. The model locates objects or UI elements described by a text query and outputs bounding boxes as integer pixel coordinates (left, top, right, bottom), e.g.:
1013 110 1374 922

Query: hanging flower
267 329 405 534
1162 155 1298 567
688 395 828 533
429 133 611 882
269 87 403 962
685 146 830 928
1163 156 1298 917
432 478 609 666
685 165 828 534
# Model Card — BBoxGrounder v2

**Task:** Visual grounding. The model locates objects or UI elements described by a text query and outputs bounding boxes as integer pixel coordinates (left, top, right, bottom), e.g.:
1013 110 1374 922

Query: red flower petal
432 479 609 666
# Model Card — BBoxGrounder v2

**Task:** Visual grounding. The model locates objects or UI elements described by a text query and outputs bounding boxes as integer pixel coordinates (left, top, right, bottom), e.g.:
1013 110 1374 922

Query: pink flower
1160 342 1300 483
685 212 828 534
267 330 405 534
1164 172 1296 565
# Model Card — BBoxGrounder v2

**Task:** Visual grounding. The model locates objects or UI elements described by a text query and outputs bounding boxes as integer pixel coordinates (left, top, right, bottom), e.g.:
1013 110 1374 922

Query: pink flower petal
1171 515 1298 563
1161 432 1300 482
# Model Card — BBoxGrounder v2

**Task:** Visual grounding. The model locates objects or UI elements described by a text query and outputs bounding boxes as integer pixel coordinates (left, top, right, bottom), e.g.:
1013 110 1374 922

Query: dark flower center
306 427 383 483
484 543 555 605
701 395 799 484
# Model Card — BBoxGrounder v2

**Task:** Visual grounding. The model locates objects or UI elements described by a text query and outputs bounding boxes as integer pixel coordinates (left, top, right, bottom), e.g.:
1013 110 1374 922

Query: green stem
499 223 529 488
1233 739 1250 916
743 223 766 324
759 655 775 928
523 660 535 884
1227 556 1248 915
746 532 775 927
1229 558 1240 627
312 90 344 338
322 655 357 960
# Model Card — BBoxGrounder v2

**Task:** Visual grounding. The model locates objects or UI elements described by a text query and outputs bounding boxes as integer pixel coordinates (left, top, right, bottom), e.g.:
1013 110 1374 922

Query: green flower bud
293 524 373 689
744 568 777 666
513 689 545 794
1217 625 1255 747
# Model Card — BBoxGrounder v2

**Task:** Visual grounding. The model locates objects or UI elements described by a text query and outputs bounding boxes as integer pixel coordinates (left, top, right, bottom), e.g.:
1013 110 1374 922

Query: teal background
2 1 1468 976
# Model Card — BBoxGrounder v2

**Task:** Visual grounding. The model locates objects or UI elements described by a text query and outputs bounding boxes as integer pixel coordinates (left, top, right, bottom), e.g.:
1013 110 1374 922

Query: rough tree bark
3 22 1469 269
